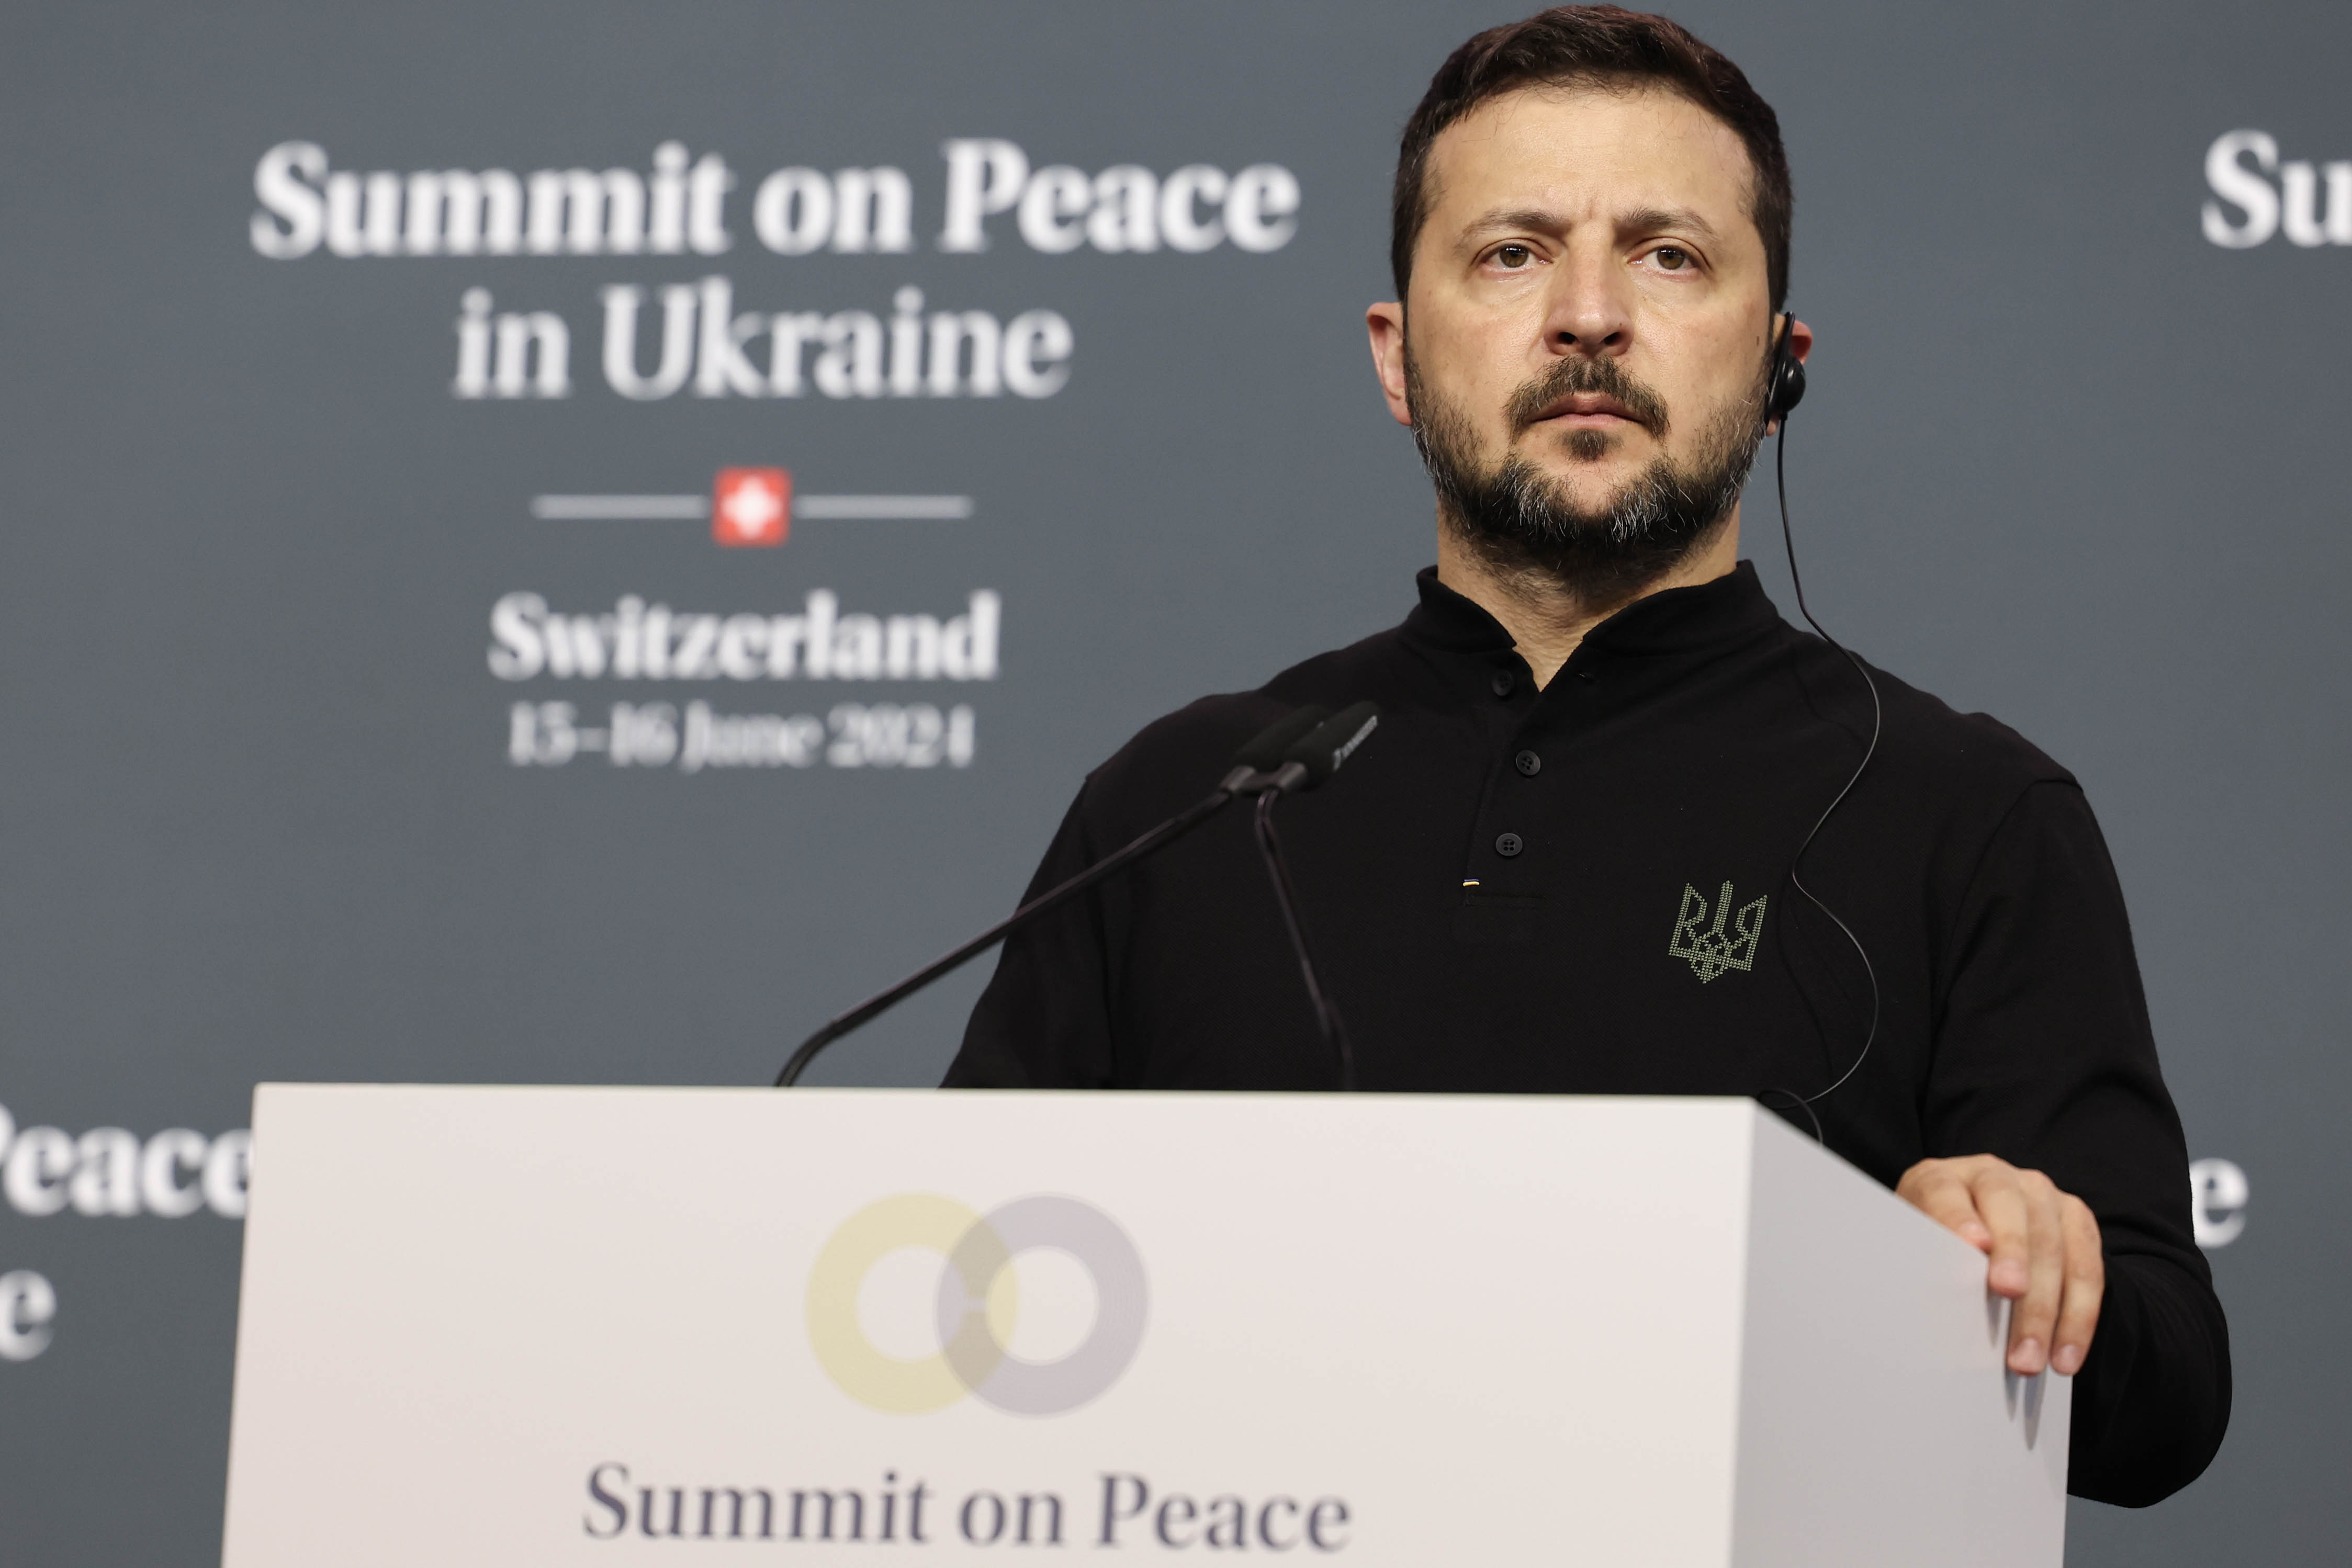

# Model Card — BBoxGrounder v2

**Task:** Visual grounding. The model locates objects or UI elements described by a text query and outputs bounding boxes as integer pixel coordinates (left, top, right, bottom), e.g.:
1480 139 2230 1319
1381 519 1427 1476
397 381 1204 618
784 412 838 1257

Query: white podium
221 1087 2066 1566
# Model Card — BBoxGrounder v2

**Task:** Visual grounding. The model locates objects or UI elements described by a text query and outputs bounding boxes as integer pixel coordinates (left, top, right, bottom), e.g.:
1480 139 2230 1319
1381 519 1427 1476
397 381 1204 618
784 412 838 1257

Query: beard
1406 343 1766 607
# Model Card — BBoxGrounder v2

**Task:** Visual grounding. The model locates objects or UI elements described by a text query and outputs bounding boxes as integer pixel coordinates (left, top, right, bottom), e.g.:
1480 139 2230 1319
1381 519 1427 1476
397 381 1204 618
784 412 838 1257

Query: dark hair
1390 6 1791 310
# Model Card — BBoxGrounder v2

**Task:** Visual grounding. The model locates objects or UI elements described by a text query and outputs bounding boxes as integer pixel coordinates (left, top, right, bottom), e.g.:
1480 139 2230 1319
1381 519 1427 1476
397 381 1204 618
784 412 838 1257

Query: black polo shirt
944 561 2228 1506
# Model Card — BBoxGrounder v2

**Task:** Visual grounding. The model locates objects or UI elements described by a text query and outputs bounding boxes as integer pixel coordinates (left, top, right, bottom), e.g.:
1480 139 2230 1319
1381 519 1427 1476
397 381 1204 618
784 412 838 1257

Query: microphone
774 705 1335 1087
1267 702 1379 793
1222 704 1330 784
1246 702 1379 1091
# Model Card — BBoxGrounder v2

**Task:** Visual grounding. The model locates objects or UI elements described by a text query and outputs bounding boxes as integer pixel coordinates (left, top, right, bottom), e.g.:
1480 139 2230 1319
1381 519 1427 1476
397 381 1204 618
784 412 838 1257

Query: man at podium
942 5 2227 1509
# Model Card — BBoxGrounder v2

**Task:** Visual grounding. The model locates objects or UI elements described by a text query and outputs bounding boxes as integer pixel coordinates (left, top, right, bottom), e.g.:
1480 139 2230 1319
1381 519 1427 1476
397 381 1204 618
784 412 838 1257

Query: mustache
1504 355 1670 437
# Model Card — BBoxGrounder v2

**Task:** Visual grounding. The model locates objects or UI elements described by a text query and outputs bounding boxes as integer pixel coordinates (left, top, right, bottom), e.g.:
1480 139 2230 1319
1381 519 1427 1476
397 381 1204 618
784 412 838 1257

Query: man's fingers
1898 1165 1994 1249
2050 1195 2106 1377
2006 1174 2067 1375
1898 1155 2108 1381
1974 1175 2033 1300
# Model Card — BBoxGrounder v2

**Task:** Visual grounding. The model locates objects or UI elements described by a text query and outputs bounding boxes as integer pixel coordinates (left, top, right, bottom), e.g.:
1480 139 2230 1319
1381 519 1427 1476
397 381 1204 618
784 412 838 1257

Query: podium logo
807 1193 1146 1416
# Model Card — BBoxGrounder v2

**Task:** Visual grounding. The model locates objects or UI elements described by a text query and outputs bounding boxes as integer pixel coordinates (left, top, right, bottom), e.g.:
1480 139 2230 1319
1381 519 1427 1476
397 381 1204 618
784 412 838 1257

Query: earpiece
1765 310 1807 423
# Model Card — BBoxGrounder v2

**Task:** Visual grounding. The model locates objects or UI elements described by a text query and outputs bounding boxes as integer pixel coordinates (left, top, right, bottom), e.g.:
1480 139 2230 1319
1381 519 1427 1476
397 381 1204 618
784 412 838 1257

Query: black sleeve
1928 780 2230 1505
941 784 1120 1088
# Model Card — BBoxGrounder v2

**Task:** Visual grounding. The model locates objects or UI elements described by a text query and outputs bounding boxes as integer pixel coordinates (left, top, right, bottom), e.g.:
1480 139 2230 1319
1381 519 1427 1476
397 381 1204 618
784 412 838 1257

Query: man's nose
1540 253 1634 357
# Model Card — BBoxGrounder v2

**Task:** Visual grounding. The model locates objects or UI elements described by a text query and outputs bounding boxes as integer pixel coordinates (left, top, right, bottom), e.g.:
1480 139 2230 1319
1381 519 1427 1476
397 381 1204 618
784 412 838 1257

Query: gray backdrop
0 1 2340 1561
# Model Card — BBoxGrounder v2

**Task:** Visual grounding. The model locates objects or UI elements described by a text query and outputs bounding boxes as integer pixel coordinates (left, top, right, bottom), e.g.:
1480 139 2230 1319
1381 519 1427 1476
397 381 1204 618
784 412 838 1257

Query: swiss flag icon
712 467 791 547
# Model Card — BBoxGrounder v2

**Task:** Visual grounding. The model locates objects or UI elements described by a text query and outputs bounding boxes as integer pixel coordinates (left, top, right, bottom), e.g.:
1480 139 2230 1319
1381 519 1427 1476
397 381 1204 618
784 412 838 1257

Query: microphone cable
1760 339 1884 1144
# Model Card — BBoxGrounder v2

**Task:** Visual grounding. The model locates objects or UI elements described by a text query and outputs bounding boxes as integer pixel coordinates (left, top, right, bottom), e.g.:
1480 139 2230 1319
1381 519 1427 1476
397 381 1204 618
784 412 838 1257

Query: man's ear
1785 314 1814 364
1366 301 1413 428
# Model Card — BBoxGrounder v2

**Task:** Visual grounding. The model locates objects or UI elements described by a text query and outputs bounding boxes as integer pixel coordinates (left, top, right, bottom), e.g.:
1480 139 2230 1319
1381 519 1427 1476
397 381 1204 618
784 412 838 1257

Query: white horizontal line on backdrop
530 494 974 521
792 495 973 520
531 494 704 520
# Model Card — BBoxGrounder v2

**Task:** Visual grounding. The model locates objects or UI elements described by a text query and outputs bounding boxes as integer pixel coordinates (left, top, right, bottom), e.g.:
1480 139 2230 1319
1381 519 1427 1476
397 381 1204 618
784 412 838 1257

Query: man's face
1370 83 1784 573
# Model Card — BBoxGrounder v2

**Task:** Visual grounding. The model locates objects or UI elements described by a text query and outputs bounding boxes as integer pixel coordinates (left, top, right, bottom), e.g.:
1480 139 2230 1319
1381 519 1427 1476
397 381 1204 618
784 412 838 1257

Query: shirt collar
1402 560 1782 660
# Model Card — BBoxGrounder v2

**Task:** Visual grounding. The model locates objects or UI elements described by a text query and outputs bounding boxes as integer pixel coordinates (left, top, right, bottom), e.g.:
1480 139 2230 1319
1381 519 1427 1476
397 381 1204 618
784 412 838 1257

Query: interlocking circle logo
807 1193 1147 1416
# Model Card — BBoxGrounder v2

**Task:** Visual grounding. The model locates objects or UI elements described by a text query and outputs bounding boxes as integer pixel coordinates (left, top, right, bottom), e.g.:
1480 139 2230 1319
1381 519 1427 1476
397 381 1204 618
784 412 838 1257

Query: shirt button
1490 670 1515 697
1495 832 1524 858
1514 749 1541 776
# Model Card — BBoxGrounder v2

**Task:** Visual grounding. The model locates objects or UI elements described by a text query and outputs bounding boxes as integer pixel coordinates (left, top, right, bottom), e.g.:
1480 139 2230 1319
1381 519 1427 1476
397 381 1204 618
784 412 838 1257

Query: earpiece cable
1764 325 1885 1138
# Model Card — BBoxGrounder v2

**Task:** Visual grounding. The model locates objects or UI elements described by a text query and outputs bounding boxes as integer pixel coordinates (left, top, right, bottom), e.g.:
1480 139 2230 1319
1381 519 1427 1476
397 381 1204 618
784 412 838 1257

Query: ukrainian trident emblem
1668 881 1769 983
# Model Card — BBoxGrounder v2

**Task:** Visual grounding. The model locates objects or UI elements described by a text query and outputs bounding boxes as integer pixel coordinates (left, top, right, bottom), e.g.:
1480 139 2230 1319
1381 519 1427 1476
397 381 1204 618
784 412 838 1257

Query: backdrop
0 2 2340 1562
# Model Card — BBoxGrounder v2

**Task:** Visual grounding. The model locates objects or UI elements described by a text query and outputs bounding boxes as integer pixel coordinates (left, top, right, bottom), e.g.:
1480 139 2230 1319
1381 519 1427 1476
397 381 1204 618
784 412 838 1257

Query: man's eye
1493 244 1534 268
1652 246 1691 270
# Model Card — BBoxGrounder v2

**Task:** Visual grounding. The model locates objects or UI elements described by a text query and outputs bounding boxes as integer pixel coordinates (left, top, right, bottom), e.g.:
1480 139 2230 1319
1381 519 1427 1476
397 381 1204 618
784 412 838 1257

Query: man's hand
1897 1155 2104 1377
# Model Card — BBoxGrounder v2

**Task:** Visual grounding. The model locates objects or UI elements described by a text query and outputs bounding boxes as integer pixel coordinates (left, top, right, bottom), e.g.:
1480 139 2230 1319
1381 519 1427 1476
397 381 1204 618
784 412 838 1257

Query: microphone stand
772 702 1377 1090
1251 781 1355 1091
774 769 1255 1087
